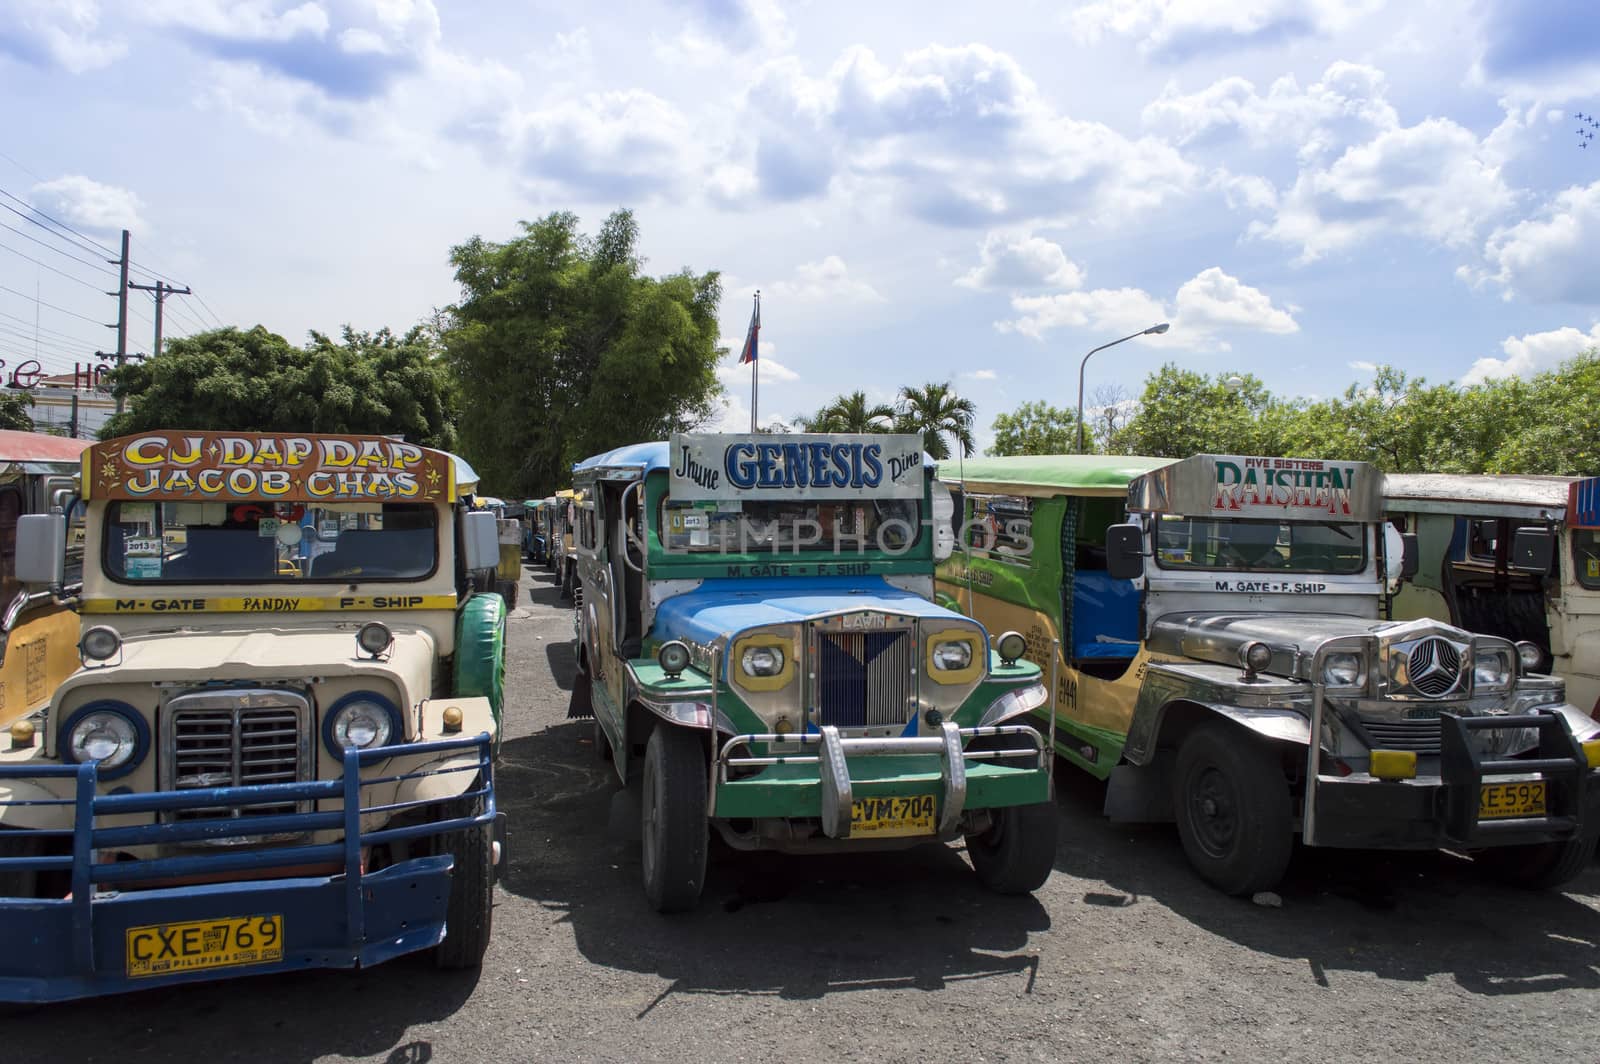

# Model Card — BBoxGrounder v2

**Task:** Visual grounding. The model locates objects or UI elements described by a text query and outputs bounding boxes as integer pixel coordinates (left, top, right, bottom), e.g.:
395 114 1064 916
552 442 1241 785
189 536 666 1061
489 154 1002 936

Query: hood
1149 611 1457 676
651 576 979 646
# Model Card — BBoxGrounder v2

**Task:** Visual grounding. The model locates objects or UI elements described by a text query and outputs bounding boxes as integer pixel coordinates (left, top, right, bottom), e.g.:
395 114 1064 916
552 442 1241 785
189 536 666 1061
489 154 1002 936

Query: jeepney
552 488 580 599
570 433 1057 912
0 431 507 1003
522 498 547 564
0 430 91 732
938 453 1600 895
1386 474 1600 718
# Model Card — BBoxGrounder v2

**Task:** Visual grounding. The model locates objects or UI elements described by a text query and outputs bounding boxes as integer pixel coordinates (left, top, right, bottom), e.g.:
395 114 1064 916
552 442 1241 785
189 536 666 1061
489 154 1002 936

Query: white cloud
716 352 800 386
766 256 884 303
1469 181 1600 304
0 0 125 72
963 368 999 380
514 90 697 199
956 231 1084 290
1348 359 1378 372
1462 323 1600 384
1069 0 1382 59
29 174 146 234
999 266 1297 351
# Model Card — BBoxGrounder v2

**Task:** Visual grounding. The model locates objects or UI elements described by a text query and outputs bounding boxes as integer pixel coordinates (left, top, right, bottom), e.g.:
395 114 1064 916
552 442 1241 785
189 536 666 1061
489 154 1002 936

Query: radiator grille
1358 714 1441 754
816 630 915 729
163 690 312 823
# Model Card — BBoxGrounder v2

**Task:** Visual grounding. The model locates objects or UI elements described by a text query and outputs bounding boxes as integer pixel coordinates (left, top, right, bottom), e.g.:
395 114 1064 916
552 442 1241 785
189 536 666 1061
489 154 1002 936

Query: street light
1076 322 1169 453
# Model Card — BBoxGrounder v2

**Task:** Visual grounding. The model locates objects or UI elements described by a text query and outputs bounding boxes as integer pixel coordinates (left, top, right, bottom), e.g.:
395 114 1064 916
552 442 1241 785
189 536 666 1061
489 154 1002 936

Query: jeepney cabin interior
958 491 1141 679
1400 511 1555 661
598 479 645 659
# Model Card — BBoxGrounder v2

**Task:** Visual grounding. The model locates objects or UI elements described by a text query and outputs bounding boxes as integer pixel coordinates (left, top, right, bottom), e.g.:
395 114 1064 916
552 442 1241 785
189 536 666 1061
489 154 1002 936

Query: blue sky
0 0 1597 451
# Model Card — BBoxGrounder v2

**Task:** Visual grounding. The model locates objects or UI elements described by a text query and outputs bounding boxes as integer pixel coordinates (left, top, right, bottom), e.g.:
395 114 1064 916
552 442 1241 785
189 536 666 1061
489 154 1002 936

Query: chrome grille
161 688 313 824
1405 637 1463 698
1358 714 1440 754
816 629 915 729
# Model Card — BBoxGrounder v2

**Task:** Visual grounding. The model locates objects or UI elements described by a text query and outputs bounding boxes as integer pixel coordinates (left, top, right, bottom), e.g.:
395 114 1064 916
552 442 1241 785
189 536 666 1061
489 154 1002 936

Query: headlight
1240 641 1273 674
356 621 393 657
1322 652 1364 687
741 645 785 677
657 640 691 677
80 625 122 663
996 631 1027 664
60 702 148 779
1515 640 1544 673
1474 648 1513 692
932 640 974 671
1471 720 1539 758
979 682 1050 727
323 692 401 753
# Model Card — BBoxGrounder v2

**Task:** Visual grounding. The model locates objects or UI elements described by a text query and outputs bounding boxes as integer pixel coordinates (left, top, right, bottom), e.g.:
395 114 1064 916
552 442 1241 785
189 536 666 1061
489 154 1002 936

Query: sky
0 0 1597 452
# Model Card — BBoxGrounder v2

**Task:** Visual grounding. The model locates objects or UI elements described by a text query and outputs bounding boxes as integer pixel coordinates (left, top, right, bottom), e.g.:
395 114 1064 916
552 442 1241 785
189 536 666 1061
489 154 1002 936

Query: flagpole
750 290 760 432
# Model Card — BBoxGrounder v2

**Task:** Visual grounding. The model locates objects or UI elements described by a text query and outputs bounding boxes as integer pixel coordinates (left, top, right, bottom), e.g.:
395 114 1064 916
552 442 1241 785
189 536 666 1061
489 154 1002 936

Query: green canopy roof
937 453 1176 497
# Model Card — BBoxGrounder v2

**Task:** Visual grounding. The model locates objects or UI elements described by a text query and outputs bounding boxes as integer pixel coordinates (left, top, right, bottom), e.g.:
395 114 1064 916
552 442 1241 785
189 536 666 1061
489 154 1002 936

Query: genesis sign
670 433 924 501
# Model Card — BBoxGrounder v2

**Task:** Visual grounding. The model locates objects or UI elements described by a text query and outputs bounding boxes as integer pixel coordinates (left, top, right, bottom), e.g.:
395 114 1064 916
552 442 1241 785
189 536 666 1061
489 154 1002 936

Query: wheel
453 593 507 737
1172 722 1293 895
641 724 708 913
966 801 1058 893
433 785 494 969
1476 828 1600 889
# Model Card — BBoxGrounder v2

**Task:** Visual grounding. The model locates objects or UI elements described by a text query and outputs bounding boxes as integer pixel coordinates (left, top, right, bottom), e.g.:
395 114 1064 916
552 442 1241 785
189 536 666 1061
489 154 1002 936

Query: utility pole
96 229 133 414
128 279 191 358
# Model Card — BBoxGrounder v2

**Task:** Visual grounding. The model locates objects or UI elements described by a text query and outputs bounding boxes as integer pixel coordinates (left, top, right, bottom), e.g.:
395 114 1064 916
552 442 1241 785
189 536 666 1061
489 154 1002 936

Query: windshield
105 500 438 584
1153 515 1366 574
1574 530 1600 590
659 497 923 554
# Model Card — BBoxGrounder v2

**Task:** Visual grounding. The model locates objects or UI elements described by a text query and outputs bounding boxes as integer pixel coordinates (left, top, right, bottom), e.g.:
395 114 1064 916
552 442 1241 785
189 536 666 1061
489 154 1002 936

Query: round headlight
324 694 399 752
1474 650 1511 688
741 645 784 677
61 703 147 778
1240 641 1273 673
657 640 691 676
996 631 1028 664
1322 652 1363 687
932 640 973 671
356 621 393 657
1515 640 1543 673
80 625 122 662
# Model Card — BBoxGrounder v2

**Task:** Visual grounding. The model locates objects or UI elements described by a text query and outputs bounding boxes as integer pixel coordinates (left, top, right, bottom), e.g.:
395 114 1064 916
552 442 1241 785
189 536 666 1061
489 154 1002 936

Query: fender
0 779 71 830
393 696 496 806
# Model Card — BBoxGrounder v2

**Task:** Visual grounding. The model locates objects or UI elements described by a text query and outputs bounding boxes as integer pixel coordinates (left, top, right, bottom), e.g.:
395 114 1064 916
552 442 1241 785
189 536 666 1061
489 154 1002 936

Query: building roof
937 453 1176 498
0 429 91 463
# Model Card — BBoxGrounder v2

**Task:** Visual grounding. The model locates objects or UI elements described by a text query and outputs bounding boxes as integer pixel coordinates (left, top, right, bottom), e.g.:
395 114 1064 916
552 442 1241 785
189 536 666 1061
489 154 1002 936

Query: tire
453 593 507 735
433 786 494 969
641 724 708 913
1172 722 1293 895
966 801 1058 893
1476 828 1600 889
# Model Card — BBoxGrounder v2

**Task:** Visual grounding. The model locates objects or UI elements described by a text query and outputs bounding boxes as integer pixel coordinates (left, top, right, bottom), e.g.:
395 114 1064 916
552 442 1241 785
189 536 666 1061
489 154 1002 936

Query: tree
1484 351 1600 475
801 391 898 433
446 209 723 497
103 325 458 448
1111 365 1286 458
989 400 1079 456
0 390 34 432
897 381 976 460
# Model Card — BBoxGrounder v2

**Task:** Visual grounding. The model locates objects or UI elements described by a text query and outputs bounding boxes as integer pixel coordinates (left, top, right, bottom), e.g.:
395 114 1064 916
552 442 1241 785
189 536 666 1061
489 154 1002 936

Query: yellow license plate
126 915 284 979
850 795 936 838
1479 781 1547 820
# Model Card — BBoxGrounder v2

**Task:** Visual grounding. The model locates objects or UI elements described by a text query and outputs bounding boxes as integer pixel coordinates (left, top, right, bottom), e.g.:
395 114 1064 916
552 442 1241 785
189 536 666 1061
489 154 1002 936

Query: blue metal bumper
0 734 494 1004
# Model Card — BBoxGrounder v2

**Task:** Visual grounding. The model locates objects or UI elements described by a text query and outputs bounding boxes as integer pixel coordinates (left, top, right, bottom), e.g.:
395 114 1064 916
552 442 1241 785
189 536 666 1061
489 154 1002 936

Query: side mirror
1399 532 1419 580
1511 526 1555 574
15 513 66 586
930 480 956 562
460 511 499 572
1105 522 1145 581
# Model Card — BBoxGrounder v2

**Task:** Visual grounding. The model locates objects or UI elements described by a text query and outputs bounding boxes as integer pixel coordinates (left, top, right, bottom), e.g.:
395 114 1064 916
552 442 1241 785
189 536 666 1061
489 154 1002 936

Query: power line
0 192 114 262
0 282 111 327
0 327 91 366
0 240 112 294
0 185 119 259
193 293 228 328
0 307 99 347
0 219 118 277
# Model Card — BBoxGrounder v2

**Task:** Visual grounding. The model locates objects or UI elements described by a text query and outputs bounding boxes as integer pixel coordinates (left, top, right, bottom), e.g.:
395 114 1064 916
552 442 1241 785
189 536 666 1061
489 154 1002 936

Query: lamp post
1076 322 1170 453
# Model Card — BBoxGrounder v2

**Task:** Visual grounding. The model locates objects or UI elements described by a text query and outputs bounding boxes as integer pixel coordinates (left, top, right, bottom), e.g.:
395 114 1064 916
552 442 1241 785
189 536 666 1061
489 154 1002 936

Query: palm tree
897 381 976 459
805 391 897 433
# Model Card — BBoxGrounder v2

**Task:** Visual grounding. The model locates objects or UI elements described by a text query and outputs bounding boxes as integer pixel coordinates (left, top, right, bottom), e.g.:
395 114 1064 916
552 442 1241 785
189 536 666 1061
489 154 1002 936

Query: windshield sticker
670 433 925 501
86 432 454 504
1212 579 1332 593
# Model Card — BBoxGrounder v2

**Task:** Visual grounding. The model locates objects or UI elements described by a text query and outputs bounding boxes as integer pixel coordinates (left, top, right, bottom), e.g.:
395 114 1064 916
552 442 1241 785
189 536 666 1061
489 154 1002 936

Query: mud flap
567 663 595 720
1104 752 1176 823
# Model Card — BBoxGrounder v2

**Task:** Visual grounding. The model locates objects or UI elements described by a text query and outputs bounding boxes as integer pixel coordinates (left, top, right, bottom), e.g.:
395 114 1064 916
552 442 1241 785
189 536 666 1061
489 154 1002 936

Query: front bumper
712 722 1049 837
1306 709 1600 850
0 734 493 1004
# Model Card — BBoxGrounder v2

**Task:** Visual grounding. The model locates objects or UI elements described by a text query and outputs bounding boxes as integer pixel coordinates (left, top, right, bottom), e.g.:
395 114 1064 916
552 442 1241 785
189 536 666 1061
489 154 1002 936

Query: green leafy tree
103 325 457 448
989 400 1079 456
1484 351 1600 475
1112 365 1286 458
446 209 723 497
0 390 35 431
801 391 898 433
897 381 976 459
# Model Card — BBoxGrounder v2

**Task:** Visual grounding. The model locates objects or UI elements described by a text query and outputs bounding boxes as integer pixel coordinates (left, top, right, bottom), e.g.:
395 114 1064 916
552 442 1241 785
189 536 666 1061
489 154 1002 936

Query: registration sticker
850 795 936 838
126 915 283 978
1479 781 1546 820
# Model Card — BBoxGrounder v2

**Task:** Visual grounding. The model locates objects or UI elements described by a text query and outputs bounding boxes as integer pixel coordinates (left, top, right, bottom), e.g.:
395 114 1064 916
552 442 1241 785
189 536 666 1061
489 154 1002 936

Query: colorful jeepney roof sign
1571 477 1600 530
669 433 926 501
1127 454 1380 521
84 432 455 503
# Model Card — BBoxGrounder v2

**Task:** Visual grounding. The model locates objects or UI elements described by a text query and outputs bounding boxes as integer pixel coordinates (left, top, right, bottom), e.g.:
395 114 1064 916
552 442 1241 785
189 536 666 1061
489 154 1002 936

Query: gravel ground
8 563 1600 1062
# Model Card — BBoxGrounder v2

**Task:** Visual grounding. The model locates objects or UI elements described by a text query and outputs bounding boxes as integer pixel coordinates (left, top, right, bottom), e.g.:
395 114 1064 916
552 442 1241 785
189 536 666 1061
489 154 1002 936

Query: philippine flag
738 298 760 364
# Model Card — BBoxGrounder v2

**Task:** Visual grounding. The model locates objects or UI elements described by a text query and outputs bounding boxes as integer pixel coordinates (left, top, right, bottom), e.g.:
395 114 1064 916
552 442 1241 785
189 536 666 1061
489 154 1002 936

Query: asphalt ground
7 562 1600 1062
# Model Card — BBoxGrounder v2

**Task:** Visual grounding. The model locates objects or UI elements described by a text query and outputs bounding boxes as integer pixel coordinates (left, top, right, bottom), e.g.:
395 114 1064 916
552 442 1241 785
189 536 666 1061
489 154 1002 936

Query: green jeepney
569 434 1058 912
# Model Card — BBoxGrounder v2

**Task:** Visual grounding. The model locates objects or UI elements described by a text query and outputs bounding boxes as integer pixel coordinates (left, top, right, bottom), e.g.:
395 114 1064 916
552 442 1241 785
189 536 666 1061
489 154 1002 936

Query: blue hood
652 576 984 647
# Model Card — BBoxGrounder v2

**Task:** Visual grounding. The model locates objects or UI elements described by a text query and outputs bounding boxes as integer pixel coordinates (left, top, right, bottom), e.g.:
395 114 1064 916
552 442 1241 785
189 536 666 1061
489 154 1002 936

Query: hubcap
1188 766 1238 859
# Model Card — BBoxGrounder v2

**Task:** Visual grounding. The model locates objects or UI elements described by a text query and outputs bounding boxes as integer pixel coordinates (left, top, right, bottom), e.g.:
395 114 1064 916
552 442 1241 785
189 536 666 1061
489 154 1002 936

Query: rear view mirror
15 513 65 586
460 511 499 572
1105 523 1145 581
930 481 956 562
1511 527 1555 574
1399 532 1419 580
